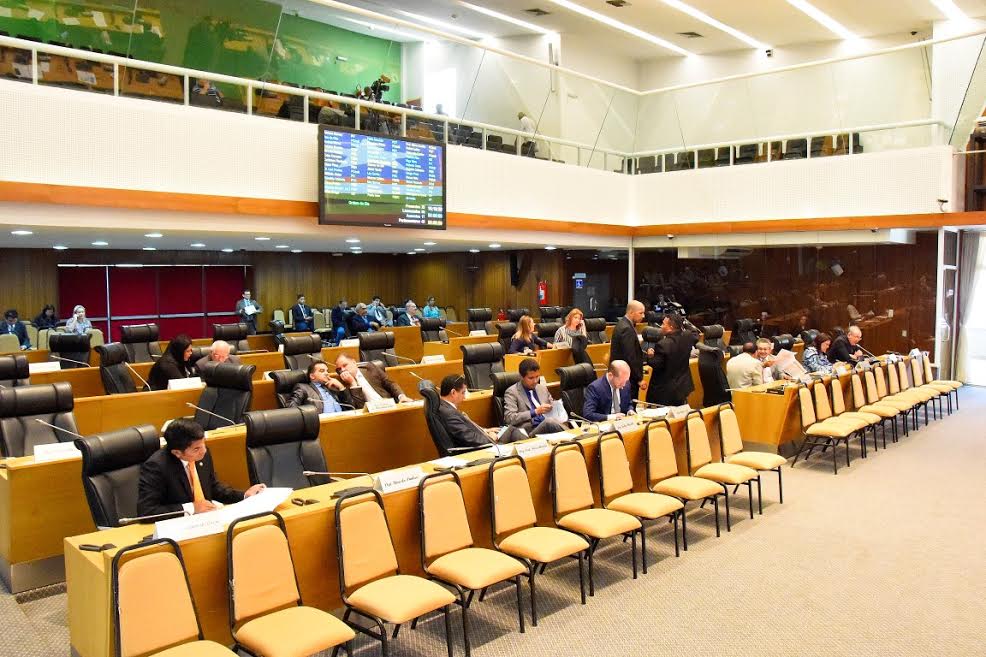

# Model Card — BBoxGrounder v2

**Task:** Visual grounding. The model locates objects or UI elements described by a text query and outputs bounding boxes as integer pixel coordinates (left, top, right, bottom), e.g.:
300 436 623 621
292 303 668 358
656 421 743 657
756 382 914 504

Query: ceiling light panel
458 2 555 35
546 0 692 55
784 0 857 40
930 1 969 22
396 9 491 39
661 1 769 49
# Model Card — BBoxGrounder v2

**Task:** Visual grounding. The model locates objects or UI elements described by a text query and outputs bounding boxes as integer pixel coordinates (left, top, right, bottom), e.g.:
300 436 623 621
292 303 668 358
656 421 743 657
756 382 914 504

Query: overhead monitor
319 126 446 229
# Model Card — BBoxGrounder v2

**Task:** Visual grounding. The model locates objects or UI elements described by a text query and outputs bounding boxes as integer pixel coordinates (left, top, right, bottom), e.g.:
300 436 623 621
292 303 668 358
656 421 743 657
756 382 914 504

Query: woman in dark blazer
147 333 194 391
33 304 59 330
508 315 553 354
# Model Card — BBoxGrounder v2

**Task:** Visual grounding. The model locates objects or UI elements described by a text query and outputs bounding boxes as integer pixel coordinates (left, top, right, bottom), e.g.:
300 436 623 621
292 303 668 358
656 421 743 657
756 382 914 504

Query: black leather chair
696 344 730 407
244 406 328 489
641 326 663 352
212 323 250 352
772 333 795 355
491 371 521 426
538 306 562 322
95 343 137 395
701 325 726 350
194 363 255 430
120 324 162 363
460 343 504 391
270 369 308 408
506 308 530 322
75 425 159 528
800 329 820 346
537 322 560 341
358 331 398 367
189 346 213 365
420 381 474 457
48 332 91 368
282 334 323 371
269 319 288 347
496 322 517 354
733 319 758 345
557 363 596 417
0 355 30 387
583 318 608 344
419 318 447 342
467 308 492 332
0 382 78 457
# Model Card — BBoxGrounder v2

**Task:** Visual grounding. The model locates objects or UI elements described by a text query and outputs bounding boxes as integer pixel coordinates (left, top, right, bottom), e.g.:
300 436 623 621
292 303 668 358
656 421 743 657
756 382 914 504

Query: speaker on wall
510 253 520 287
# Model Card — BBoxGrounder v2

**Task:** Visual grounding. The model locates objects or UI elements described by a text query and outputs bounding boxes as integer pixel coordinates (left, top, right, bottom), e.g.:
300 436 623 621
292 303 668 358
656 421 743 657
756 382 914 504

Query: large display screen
319 126 446 229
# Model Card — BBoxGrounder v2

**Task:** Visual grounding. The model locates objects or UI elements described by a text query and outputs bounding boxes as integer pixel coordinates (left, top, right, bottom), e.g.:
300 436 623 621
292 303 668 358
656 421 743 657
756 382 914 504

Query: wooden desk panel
446 322 470 338
389 326 424 363
0 349 68 365
247 334 278 352
384 360 464 400
586 343 610 368
421 335 497 362
73 388 206 436
503 348 575 383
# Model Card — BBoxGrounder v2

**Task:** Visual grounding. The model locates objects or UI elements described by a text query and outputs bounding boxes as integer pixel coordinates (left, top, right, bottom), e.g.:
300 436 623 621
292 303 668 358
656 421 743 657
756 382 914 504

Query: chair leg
529 566 539 626
588 540 597 596
514 575 525 633
640 522 648 574
444 604 455 657
630 531 638 579
756 476 763 515
776 467 783 503
672 511 680 556
832 439 839 474
577 552 586 605
747 481 754 519
721 486 732 531
713 495 721 537
681 503 690 549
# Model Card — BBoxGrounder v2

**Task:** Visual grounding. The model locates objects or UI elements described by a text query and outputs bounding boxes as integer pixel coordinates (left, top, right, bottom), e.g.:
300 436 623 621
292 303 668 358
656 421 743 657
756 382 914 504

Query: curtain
955 231 984 383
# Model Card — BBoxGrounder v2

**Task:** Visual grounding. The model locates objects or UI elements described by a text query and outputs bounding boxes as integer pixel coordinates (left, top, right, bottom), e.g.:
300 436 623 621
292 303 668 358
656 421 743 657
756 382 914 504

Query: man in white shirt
334 353 411 408
518 111 537 157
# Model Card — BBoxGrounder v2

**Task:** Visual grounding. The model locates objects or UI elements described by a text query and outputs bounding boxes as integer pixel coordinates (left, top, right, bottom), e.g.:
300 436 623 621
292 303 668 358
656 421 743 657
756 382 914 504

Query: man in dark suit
334 353 411 408
0 310 30 349
291 294 313 332
583 360 634 422
609 300 653 401
287 360 353 413
330 299 349 343
397 300 422 327
235 290 262 335
348 303 374 335
137 418 265 516
829 326 863 364
646 313 699 407
503 358 566 436
438 374 519 449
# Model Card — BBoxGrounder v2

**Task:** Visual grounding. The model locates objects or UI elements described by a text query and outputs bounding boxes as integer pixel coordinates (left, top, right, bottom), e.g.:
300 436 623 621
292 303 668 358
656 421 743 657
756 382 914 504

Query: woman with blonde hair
508 315 552 354
553 308 587 347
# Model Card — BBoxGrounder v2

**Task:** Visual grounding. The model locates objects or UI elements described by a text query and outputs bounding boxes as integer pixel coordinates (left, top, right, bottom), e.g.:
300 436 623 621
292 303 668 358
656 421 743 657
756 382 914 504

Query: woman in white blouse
553 308 587 347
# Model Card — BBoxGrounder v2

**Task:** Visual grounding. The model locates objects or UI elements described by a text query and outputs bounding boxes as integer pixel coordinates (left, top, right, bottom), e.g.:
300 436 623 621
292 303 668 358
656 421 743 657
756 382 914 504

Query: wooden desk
421 335 497 362
446 322 470 338
383 360 465 400
389 326 425 363
503 348 575 383
586 343 610 368
0 349 70 365
65 406 721 657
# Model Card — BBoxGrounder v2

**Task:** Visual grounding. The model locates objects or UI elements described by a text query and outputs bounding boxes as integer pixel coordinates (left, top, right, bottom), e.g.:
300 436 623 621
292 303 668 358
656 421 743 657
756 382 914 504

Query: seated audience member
33 304 59 330
397 301 422 326
422 296 442 319
147 334 195 391
582 360 634 423
437 374 519 449
335 353 411 407
792 313 811 336
553 308 587 347
287 360 353 413
194 340 241 372
348 303 374 335
508 315 552 354
726 342 763 390
755 337 786 383
802 332 835 374
330 299 349 343
503 358 566 436
65 304 92 334
759 311 779 338
291 294 314 332
496 308 508 321
137 418 265 517
367 296 389 328
192 77 223 105
829 326 864 364
0 310 30 349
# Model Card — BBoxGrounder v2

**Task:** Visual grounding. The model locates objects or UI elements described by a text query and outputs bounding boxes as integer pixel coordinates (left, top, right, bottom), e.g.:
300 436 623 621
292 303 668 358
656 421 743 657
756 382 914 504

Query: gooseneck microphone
569 413 602 434
444 328 464 337
119 510 188 525
185 403 235 426
302 470 370 478
49 355 91 367
125 362 153 390
34 419 84 439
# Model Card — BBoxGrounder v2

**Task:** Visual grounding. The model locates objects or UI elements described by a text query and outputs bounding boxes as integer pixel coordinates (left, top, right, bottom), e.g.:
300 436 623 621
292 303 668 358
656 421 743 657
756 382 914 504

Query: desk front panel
503 348 575 383
421 336 497 362
389 326 424 363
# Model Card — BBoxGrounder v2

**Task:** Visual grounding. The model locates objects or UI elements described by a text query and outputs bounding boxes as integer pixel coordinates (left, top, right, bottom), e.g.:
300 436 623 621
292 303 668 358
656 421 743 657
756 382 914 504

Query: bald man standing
610 300 653 401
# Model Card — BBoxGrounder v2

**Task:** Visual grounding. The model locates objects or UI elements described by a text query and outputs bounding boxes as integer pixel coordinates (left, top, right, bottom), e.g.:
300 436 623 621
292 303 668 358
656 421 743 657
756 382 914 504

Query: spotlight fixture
11 230 33 236
221 248 234 253
489 243 501 248
92 241 109 246
190 243 206 248
144 232 163 238
53 245 68 250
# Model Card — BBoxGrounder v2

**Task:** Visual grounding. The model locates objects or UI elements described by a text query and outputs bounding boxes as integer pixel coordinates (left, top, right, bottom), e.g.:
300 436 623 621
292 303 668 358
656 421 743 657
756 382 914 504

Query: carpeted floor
3 387 984 657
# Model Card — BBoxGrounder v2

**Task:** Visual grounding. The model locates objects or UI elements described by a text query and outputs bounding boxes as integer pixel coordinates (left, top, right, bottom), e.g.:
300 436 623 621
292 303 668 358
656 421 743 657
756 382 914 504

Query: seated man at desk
756 338 787 383
829 326 864 364
335 353 412 407
438 374 520 449
194 339 241 372
0 309 30 349
287 360 354 413
726 342 763 390
137 418 265 516
582 360 635 422
503 358 566 436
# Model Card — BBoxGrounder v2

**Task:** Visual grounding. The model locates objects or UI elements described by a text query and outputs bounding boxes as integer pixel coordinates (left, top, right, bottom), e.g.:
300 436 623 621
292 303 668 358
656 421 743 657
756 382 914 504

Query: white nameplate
514 438 551 458
430 456 468 469
374 466 426 494
613 417 638 433
168 377 204 391
278 344 284 353
637 407 670 420
340 338 360 348
29 361 63 373
153 513 225 542
421 355 446 364
666 404 692 420
538 431 574 445
469 330 487 336
33 441 81 463
365 398 397 413
319 409 361 420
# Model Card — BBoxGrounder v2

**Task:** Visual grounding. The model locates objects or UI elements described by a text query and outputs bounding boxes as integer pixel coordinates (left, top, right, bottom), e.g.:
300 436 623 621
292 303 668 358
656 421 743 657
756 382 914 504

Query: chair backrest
76 425 159 528
244 406 327 489
96 343 137 395
684 410 713 473
0 382 77 457
583 318 608 344
551 442 595 518
874 365 890 398
850 374 868 411
644 419 679 485
923 356 935 384
863 370 881 405
897 360 913 391
697 346 730 407
419 472 474 564
772 333 794 354
557 362 596 416
120 324 161 363
419 317 447 342
496 322 517 353
0 354 29 387
716 403 744 458
461 342 504 390
886 363 901 394
733 318 757 344
536 321 560 341
0 334 18 353
910 356 925 385
490 457 538 539
811 380 835 420
420 381 458 457
800 329 819 346
335 491 399 595
597 432 633 503
507 308 530 323
830 377 850 415
644 311 662 326
491 371 522 426
538 306 562 321
48 332 91 368
195 363 255 430
228 515 301 625
701 324 725 350
212 323 250 352
269 369 308 408
282 334 323 371
358 331 397 367
467 308 492 331
641 326 662 352
112 541 202 657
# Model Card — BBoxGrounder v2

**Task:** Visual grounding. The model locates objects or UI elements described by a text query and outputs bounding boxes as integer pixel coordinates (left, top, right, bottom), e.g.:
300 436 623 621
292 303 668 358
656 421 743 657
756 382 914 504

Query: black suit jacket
137 449 243 517
829 335 859 364
287 382 353 410
646 329 697 405
610 316 644 383
291 304 312 325
436 400 491 449
346 363 404 408
147 354 193 391
0 321 30 349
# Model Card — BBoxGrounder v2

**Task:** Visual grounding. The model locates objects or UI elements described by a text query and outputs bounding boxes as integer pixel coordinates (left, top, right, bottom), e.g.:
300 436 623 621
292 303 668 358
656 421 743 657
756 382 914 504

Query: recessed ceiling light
332 252 344 257
545 246 557 250
407 251 417 255
11 230 33 236
144 232 163 238
142 247 157 251
458 2 555 35
190 243 206 248
291 249 303 254
414 248 426 252
469 249 480 253
92 241 109 246
255 236 271 241
930 0 969 22
345 238 361 244
784 0 857 39
275 244 290 249
396 9 491 39
221 248 234 253
53 245 68 250
338 16 419 39
349 246 361 250
546 0 691 55
489 243 501 248
661 1 769 49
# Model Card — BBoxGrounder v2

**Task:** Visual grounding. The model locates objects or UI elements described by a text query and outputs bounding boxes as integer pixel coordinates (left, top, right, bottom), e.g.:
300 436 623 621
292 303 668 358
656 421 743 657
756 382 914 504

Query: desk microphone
634 400 666 408
118 510 188 525
125 362 153 390
445 328 464 338
392 354 420 365
34 419 84 439
569 413 602 435
302 470 370 478
185 403 235 426
858 345 878 359
50 355 91 367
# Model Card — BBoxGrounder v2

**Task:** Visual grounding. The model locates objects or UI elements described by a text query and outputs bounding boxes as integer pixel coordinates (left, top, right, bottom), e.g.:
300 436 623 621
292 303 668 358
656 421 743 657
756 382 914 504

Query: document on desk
774 349 806 378
156 487 293 542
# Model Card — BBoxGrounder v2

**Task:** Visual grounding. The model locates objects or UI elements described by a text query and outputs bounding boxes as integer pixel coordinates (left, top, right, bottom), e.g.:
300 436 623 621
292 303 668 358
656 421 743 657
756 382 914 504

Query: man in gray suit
235 290 263 335
503 358 567 436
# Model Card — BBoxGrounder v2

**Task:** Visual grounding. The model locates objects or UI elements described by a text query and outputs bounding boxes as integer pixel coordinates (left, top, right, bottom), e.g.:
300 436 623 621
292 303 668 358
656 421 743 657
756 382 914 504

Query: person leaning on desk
137 418 265 517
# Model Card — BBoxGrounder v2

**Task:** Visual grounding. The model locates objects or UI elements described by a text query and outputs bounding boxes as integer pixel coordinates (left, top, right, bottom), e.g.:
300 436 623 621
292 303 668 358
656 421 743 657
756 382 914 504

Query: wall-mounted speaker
510 253 521 287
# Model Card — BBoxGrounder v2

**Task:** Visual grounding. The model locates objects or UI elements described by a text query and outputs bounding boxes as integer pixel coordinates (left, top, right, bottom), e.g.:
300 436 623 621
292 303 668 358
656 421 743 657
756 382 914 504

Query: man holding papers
235 289 262 335
137 418 265 516
503 358 566 436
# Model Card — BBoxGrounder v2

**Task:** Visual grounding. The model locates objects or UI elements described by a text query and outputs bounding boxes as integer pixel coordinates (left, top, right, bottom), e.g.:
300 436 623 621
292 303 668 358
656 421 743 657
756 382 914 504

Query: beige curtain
955 231 984 383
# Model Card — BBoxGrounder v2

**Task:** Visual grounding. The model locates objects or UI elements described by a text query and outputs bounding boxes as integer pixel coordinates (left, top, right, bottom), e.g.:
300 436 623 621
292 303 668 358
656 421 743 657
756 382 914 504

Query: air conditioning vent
524 8 551 17
676 31 704 38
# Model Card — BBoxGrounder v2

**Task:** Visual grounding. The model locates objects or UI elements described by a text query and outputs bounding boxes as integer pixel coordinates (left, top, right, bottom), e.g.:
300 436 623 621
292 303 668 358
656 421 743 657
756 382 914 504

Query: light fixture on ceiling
545 245 557 250
332 252 343 257
144 232 163 238
661 0 769 49
396 9 492 39
53 245 68 250
488 243 501 248
92 241 109 246
275 244 290 249
291 249 303 254
221 248 234 253
142 247 157 251
423 241 437 246
545 0 691 55
338 16 420 40
407 251 417 255
414 248 426 252
345 238 361 243
255 236 271 241
190 243 206 248
930 0 969 22
458 2 555 35
784 0 857 39
349 246 361 250
11 230 33 236
469 248 480 253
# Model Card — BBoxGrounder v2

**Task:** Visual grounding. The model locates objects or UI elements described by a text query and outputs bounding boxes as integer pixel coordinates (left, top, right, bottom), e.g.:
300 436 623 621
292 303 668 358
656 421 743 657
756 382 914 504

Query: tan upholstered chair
889 361 935 427
637 364 653 402
112 538 236 657
419 471 527 649
597 431 683 571
0 334 19 354
489 456 589 626
644 418 724 548
812 380 872 457
716 403 786 505
791 384 865 474
850 373 901 445
226 512 354 657
551 441 642 595
872 365 919 434
921 354 961 410
911 356 950 416
334 489 458 656
684 410 760 524
829 378 882 453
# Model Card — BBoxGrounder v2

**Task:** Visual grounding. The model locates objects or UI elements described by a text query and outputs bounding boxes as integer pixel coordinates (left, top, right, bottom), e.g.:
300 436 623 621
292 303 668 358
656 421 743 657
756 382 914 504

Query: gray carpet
4 387 984 657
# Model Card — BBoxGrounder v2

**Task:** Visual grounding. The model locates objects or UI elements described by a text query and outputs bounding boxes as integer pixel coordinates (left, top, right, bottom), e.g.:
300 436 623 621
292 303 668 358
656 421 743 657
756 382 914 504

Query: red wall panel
205 267 246 314
157 316 206 341
58 266 108 319
109 267 158 317
159 267 204 315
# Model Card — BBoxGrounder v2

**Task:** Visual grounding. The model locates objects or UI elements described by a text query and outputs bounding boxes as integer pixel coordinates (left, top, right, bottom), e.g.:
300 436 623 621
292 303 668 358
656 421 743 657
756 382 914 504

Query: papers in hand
545 399 569 424
242 305 257 316
156 487 293 542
